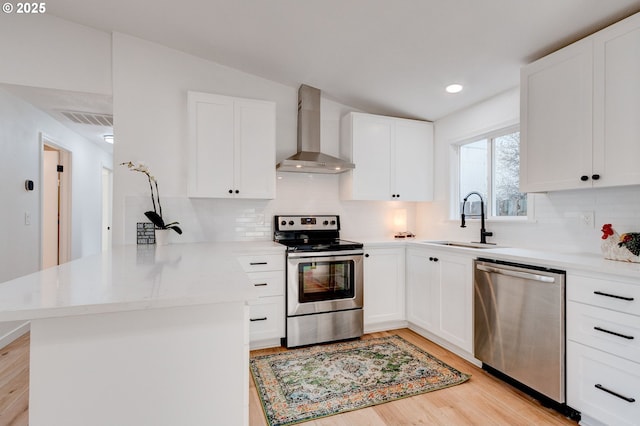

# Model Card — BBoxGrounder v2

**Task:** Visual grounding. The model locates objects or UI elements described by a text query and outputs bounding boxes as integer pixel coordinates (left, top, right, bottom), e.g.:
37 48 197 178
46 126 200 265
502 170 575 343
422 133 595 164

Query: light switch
25 212 31 225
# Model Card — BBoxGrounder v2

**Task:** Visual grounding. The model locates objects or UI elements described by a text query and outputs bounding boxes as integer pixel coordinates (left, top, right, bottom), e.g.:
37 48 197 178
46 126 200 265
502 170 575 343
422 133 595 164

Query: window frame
450 124 531 222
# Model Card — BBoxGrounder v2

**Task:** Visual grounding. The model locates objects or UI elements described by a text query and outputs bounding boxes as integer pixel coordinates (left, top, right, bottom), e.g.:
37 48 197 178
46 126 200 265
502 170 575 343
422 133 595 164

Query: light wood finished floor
0 329 578 425
250 329 579 426
0 332 29 426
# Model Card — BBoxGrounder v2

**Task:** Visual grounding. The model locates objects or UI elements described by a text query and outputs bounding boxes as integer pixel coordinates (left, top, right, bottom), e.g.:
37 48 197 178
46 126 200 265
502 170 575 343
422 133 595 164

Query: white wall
0 88 113 281
112 33 416 245
0 14 111 95
417 87 640 254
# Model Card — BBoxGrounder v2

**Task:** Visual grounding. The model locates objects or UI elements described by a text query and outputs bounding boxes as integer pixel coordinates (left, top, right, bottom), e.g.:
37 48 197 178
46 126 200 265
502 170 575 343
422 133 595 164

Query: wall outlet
579 211 594 229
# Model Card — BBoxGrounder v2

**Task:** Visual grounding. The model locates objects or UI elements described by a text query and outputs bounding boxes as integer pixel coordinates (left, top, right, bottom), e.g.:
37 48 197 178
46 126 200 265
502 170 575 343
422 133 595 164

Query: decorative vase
155 229 170 246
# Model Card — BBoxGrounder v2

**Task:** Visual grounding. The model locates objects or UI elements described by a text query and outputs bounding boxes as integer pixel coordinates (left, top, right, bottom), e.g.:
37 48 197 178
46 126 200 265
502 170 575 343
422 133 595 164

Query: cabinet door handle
594 291 634 301
595 384 636 403
249 262 268 266
580 175 589 181
594 326 634 340
228 189 233 194
250 317 268 322
253 283 268 287
235 189 240 194
592 174 600 180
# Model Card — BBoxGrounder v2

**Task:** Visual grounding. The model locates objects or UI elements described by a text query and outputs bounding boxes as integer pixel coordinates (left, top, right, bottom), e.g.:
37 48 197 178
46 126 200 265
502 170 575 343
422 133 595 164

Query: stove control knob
323 220 329 225
280 220 287 226
288 220 294 226
330 220 336 225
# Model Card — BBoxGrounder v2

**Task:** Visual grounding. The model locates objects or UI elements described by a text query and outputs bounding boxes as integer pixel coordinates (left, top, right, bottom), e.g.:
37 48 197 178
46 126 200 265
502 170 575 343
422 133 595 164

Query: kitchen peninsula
0 242 284 426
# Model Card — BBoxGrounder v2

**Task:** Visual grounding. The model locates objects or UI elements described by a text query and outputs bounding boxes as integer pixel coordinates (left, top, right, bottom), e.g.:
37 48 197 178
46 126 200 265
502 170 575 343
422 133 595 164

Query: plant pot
155 229 170 246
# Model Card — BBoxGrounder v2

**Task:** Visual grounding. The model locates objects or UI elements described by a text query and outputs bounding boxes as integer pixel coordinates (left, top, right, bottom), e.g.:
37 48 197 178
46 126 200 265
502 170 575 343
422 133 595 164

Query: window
455 127 527 219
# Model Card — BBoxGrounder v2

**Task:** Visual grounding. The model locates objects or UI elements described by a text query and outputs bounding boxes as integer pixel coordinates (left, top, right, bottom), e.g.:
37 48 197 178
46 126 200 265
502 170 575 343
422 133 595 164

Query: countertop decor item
121 161 182 238
250 335 470 425
601 223 640 263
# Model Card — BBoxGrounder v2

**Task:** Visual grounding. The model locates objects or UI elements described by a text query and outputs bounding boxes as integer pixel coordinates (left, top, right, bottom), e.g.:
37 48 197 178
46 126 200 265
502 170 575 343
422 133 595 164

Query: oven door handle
287 249 364 259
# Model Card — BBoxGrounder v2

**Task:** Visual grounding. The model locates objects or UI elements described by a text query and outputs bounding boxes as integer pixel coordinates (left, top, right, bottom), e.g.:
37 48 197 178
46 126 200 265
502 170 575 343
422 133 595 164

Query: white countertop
0 241 285 322
357 237 640 280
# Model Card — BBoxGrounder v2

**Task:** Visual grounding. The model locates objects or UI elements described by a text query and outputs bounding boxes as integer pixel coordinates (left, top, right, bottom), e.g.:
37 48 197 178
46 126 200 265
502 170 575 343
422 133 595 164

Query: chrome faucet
460 191 493 244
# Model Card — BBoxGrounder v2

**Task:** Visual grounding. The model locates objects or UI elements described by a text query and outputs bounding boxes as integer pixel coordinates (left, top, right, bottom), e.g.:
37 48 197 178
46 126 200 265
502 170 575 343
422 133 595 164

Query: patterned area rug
250 335 470 425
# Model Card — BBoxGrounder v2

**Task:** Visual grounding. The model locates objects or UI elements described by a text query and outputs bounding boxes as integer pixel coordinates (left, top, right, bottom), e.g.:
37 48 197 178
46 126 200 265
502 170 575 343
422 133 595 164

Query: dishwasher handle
476 263 556 283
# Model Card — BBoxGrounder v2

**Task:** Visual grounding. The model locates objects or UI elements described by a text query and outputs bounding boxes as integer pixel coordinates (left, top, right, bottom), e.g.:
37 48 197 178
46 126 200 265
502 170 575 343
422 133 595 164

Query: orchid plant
121 161 182 234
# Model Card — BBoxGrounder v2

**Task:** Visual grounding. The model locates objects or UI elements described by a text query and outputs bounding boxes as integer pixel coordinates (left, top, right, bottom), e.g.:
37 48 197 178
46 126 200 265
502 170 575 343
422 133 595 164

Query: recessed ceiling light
103 134 114 144
445 84 463 94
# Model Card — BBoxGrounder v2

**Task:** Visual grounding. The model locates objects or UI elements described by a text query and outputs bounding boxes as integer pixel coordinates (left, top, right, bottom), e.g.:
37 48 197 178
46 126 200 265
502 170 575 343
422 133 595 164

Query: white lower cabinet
405 246 474 356
237 253 285 349
363 246 406 331
567 272 640 425
567 341 640 426
248 296 284 343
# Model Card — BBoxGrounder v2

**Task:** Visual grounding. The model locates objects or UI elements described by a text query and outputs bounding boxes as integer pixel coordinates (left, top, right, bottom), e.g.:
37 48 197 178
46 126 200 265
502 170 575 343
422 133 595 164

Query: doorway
42 138 71 269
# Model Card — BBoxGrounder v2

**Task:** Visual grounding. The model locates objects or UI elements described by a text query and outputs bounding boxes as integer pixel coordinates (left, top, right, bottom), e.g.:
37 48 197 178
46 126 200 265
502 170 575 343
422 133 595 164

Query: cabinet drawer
567 274 640 316
567 301 640 362
247 270 284 297
248 297 284 342
237 254 283 273
567 341 640 426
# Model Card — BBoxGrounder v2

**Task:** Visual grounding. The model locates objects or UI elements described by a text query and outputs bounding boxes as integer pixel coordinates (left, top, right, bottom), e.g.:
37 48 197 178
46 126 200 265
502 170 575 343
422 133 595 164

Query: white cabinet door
188 94 235 197
350 113 393 200
593 14 640 188
394 120 434 201
434 253 473 353
405 247 436 331
234 100 276 199
363 247 405 328
188 91 276 199
406 246 474 354
520 39 593 192
341 112 433 201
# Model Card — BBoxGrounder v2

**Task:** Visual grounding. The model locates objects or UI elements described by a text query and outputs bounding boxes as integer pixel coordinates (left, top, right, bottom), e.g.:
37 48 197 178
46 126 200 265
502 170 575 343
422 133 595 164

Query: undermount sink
424 241 502 249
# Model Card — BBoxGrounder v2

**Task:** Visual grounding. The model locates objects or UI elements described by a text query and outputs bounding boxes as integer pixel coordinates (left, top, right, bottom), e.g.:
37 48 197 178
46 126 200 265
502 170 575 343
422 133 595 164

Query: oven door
287 249 363 316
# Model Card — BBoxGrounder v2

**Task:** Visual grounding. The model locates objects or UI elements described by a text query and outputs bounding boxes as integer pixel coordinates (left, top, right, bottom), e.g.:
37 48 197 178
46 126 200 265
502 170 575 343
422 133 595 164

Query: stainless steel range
274 215 364 348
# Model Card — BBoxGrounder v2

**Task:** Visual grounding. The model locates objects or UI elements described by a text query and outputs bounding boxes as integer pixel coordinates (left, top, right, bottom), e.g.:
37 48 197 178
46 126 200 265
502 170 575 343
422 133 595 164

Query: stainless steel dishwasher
474 259 566 404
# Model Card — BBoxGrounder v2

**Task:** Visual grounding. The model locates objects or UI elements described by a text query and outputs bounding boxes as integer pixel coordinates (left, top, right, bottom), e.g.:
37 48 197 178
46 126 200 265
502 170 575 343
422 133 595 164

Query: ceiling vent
60 110 113 126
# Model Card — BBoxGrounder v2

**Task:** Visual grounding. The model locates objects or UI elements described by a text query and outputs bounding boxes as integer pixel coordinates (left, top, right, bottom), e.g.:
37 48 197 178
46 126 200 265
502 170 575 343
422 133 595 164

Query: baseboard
250 337 283 350
364 320 408 334
407 323 480 367
578 413 606 426
0 321 30 349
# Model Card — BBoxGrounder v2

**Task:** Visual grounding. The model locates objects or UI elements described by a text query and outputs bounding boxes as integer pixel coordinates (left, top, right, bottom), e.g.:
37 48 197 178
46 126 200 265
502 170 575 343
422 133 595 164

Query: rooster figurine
601 224 640 263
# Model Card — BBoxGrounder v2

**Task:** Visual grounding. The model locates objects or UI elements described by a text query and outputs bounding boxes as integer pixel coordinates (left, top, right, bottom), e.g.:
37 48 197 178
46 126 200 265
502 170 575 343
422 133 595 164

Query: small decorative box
600 224 640 263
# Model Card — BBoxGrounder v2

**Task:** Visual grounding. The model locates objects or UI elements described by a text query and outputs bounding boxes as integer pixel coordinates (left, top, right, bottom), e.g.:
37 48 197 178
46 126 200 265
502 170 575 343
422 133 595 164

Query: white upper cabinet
592 15 640 187
520 39 593 192
187 91 276 199
340 112 433 201
521 12 640 192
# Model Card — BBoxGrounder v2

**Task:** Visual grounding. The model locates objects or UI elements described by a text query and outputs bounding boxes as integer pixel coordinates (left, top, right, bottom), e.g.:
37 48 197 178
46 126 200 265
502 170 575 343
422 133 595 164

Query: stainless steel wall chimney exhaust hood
276 85 355 174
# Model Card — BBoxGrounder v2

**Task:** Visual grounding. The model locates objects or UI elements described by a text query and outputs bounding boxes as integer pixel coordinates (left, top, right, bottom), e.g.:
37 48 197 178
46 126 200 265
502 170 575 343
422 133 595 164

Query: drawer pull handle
249 262 268 266
250 317 268 322
253 283 268 287
595 384 636 403
594 326 634 340
594 291 634 301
